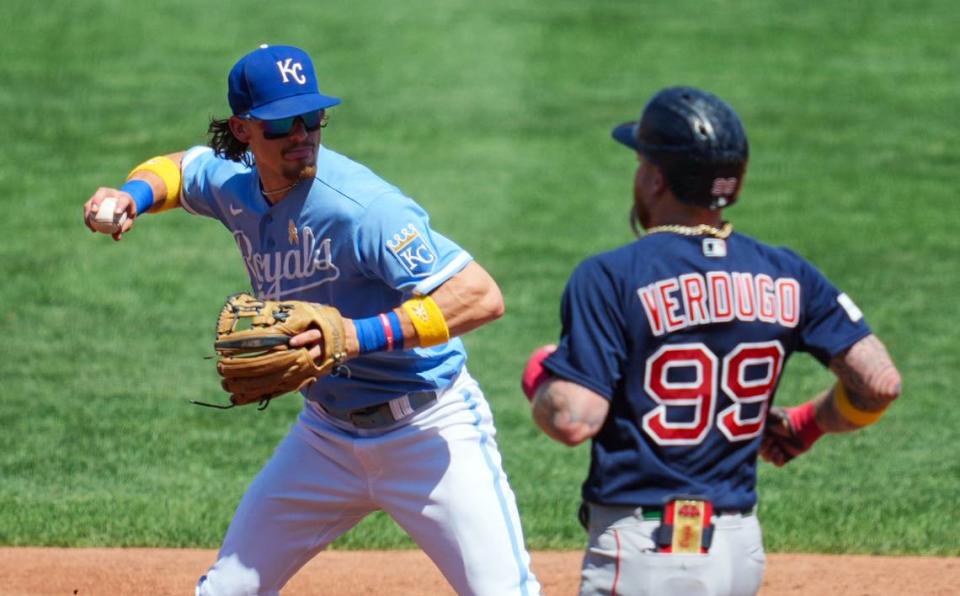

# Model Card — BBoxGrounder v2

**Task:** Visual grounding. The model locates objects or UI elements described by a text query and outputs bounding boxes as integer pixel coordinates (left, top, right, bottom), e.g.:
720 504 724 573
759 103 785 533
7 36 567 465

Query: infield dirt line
0 548 957 595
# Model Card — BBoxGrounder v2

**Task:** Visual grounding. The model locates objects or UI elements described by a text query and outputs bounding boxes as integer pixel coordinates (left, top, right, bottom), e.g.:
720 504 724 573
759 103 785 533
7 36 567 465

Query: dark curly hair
208 117 253 167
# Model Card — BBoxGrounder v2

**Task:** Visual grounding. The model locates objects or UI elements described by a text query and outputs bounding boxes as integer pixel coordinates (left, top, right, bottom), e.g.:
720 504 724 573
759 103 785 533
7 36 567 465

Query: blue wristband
355 311 406 354
355 316 387 354
386 310 404 350
120 179 155 215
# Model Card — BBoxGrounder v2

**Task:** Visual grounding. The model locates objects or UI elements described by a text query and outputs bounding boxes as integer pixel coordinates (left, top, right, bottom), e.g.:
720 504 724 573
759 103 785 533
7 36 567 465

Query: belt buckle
653 495 714 554
348 404 386 428
332 392 437 430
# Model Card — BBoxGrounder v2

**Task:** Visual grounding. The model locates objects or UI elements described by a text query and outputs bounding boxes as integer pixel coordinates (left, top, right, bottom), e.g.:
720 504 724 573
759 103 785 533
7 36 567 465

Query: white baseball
92 197 129 234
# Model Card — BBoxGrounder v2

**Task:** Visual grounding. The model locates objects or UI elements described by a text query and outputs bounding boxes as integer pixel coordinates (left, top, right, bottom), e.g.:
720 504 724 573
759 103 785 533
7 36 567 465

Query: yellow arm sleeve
127 156 182 212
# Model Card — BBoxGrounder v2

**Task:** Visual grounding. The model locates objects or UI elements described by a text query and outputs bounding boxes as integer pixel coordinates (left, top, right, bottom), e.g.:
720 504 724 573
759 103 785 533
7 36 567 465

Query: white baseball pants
196 368 541 596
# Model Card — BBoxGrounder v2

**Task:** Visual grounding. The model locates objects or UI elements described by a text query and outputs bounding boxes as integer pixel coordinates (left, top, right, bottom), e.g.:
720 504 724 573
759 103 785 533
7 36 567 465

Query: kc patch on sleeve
387 223 438 276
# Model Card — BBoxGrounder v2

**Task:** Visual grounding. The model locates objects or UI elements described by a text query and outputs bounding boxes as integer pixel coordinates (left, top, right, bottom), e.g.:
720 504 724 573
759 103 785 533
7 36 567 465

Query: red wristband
521 345 556 401
787 401 825 450
379 313 394 351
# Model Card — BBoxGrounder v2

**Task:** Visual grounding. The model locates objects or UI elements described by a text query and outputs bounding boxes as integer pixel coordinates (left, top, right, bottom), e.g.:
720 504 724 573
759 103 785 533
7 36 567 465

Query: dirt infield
1 548 957 595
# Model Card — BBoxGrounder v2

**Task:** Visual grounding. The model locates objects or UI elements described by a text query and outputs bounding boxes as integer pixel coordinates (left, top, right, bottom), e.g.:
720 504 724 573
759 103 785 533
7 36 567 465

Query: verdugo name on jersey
638 271 801 336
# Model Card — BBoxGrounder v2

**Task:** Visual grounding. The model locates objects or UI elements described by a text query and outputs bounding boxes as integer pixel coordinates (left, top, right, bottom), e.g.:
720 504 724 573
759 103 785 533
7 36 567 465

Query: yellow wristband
127 156 181 212
834 383 886 426
401 296 450 348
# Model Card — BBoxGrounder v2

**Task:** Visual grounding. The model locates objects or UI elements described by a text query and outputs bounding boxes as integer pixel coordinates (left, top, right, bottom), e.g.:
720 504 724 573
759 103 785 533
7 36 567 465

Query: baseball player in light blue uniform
83 44 541 596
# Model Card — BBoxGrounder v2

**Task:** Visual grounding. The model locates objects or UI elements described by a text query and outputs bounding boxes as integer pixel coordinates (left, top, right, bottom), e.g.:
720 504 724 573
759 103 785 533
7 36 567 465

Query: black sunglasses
243 110 328 140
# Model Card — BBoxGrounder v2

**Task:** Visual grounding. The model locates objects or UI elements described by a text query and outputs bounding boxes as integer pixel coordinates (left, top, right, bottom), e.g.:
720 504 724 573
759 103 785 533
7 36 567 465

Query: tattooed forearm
806 334 904 433
532 384 568 436
829 334 902 411
779 335 902 436
532 380 609 446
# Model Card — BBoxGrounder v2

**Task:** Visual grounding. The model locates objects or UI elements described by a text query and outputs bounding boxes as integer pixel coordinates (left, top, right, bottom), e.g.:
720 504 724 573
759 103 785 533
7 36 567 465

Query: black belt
640 506 755 521
320 391 437 429
578 502 756 532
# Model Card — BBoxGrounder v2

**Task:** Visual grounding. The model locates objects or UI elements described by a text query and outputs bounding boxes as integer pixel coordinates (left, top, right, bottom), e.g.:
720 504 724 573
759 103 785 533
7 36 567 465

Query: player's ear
229 116 254 143
650 164 668 197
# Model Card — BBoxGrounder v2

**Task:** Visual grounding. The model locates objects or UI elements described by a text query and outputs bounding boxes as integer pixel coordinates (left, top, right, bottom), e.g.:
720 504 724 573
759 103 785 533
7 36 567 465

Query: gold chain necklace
261 165 317 198
261 180 301 196
644 222 733 239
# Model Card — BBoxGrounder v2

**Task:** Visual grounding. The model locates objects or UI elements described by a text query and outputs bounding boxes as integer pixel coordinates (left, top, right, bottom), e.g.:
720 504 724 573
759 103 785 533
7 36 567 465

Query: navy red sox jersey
543 232 872 511
179 145 472 410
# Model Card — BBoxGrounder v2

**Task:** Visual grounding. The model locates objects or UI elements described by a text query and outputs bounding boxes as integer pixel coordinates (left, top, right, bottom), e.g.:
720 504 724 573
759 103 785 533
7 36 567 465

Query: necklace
261 180 300 196
644 222 733 239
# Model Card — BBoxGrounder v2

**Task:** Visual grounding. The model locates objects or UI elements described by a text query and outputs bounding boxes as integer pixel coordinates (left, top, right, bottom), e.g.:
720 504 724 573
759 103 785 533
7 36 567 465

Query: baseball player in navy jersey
521 86 902 595
82 44 541 596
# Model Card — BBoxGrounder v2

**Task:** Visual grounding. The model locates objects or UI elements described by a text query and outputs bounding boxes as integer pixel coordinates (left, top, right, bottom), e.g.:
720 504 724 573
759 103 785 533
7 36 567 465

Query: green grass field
1 0 957 555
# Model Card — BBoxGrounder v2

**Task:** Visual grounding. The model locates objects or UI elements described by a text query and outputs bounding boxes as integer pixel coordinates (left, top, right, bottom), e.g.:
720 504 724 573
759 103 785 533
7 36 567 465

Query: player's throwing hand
82 188 137 241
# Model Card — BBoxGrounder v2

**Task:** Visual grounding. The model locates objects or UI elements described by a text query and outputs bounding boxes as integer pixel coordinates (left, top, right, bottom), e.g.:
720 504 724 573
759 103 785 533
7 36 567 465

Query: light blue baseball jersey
180 145 472 410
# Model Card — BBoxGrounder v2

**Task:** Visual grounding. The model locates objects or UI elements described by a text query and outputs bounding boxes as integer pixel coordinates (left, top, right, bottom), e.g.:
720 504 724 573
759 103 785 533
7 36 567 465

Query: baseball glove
761 406 814 467
212 292 346 407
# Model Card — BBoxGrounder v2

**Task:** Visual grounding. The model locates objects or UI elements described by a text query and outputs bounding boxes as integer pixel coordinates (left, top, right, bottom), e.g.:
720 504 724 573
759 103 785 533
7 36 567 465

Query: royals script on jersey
544 232 871 511
179 145 472 409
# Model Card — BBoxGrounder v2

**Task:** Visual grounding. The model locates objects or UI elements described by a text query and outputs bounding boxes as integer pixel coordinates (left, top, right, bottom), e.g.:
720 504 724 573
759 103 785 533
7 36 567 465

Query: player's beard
280 142 318 182
295 164 317 181
630 204 643 237
630 202 653 237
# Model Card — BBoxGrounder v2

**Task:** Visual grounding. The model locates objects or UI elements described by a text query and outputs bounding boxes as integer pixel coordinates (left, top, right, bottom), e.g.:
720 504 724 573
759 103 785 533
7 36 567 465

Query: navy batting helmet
612 86 749 210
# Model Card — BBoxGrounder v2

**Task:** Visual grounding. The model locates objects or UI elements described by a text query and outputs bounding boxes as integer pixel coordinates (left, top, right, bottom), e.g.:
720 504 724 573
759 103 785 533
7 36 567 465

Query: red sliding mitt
522 344 557 401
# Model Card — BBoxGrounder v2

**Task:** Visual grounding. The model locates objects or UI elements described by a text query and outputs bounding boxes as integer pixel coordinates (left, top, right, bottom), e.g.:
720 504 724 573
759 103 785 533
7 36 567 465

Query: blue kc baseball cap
227 44 342 119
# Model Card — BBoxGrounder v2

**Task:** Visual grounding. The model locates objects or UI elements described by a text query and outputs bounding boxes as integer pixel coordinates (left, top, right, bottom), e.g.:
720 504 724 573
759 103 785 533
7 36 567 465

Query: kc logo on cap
276 58 307 85
228 44 341 119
